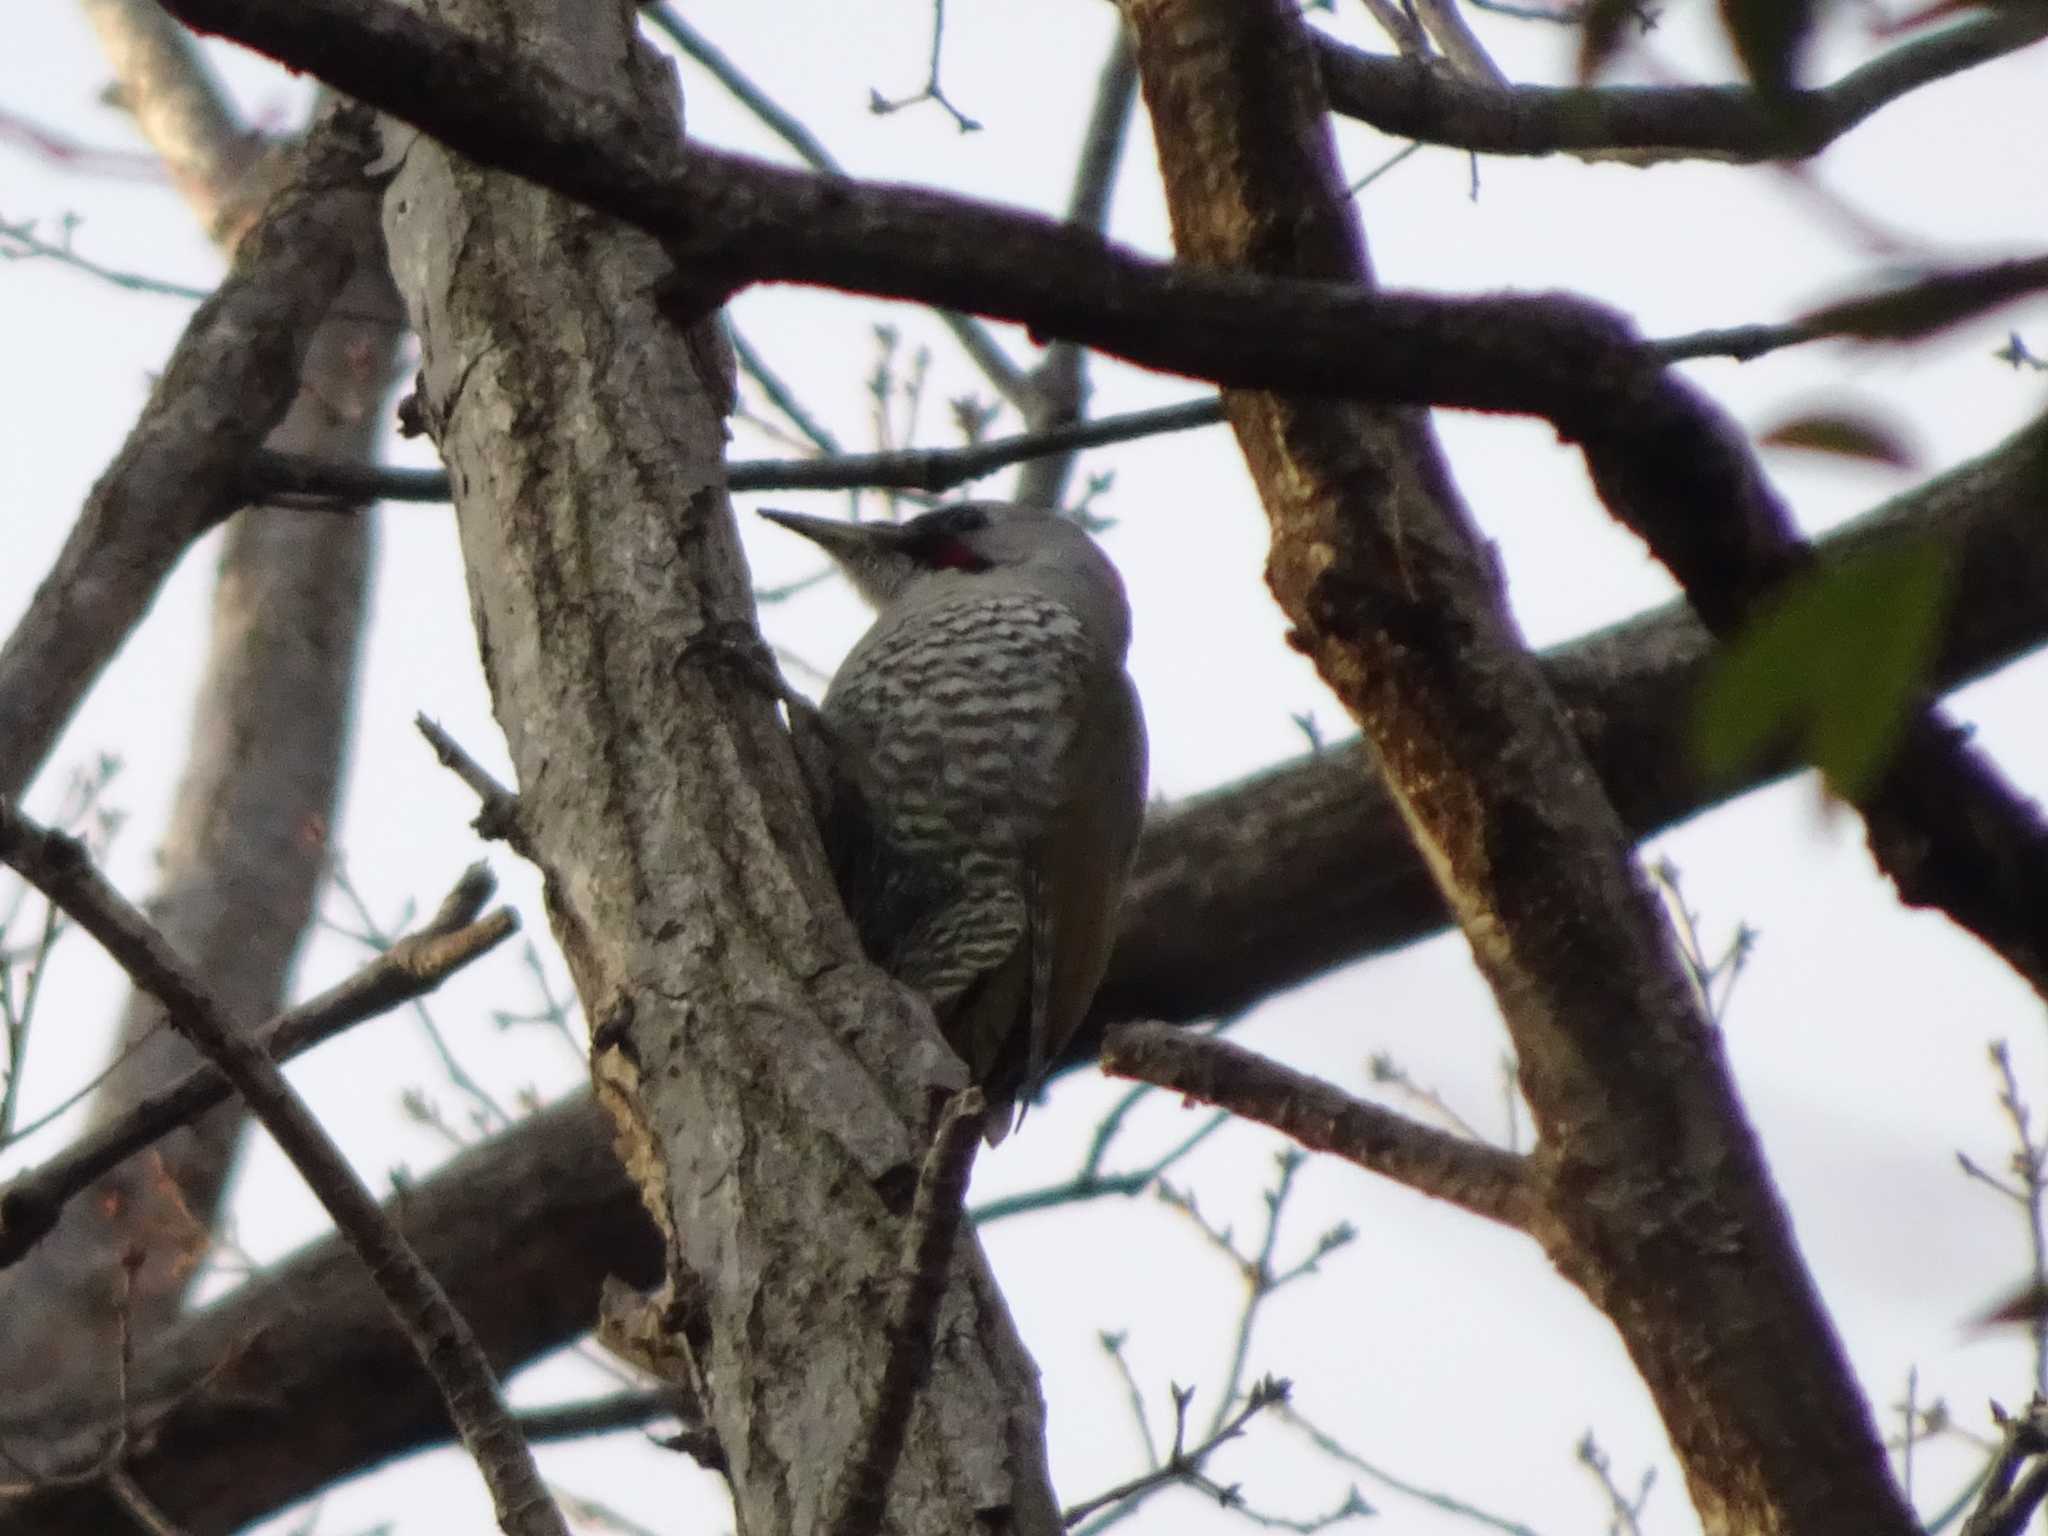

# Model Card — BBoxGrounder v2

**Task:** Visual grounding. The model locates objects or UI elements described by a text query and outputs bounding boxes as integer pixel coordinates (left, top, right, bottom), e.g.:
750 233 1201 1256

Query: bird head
758 503 1129 648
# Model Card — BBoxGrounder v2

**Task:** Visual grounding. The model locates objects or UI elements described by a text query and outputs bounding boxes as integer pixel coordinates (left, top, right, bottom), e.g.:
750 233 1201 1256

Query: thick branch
0 807 565 1536
249 395 1228 506
1096 412 2048 1035
376 2 1063 1533
1101 1024 1536 1229
0 61 397 1402
0 408 2039 1531
1313 10 2048 165
1014 22 1138 511
157 0 2048 1000
0 1095 656 1536
106 6 2048 994
78 0 259 235
644 3 1041 414
0 871 516 1269
0 109 375 801
1120 2 1911 1531
828 1088 987 1536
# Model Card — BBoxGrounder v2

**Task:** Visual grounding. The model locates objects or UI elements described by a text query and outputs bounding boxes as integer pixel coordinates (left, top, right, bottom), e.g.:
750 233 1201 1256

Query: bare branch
0 805 566 1536
1063 1376 1291 1528
1122 4 1909 1533
78 0 262 237
1409 0 1505 85
969 1092 1229 1224
1659 254 2048 363
1962 1399 2048 1536
869 0 982 134
0 216 211 300
250 395 1227 507
1278 1403 1543 1536
0 866 515 1268
1015 23 1138 510
644 3 1039 413
514 1389 690 1443
241 236 2048 507
828 1088 988 1536
729 323 844 455
3 402 2044 1533
1314 10 2048 165
0 110 377 800
642 6 840 175
62 15 2048 998
416 715 526 848
1354 0 1432 59
1089 408 2048 1044
1102 1024 1536 1231
0 67 397 1386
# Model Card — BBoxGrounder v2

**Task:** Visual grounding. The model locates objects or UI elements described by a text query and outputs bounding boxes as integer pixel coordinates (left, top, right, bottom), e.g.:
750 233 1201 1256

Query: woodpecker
759 501 1148 1139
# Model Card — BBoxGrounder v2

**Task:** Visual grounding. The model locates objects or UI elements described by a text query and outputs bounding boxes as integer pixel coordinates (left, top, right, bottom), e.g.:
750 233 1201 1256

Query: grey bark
0 399 2039 1531
377 2 1062 1532
0 102 394 1407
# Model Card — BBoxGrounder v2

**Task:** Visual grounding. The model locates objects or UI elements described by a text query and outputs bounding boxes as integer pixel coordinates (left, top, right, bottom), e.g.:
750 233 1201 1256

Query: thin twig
1098 1332 1159 1469
1961 1398 2048 1536
0 214 211 300
729 323 842 456
1064 1376 1291 1529
0 803 565 1535
106 1467 190 1536
642 6 841 173
970 1103 1229 1224
644 3 1036 412
416 715 526 847
1208 1153 1322 1434
1576 1430 1652 1536
1014 23 1137 510
1279 1403 1551 1536
249 395 1229 508
0 866 514 1267
1102 1023 1536 1230
1348 140 1426 195
326 860 513 1134
515 1389 690 1443
1992 1042 2048 1393
826 1087 987 1536
1355 0 1432 58
1410 0 1505 84
869 0 982 134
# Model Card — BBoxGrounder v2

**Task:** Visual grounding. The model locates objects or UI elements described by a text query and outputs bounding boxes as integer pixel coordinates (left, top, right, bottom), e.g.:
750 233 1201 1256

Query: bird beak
758 508 896 558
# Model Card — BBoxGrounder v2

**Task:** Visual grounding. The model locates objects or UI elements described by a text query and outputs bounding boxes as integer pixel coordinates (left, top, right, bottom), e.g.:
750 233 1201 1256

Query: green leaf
1693 539 1952 799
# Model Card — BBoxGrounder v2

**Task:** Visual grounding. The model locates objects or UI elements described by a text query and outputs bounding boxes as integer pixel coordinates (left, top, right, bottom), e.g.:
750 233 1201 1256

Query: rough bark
375 3 1061 1534
1 402 2041 1531
0 99 392 1415
148 0 2048 999
0 1096 649 1536
0 113 377 803
1119 2 1914 1532
1101 406 2048 1034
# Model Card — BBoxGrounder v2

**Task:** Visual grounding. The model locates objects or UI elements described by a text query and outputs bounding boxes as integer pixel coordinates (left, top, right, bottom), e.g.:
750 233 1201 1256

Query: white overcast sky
5 4 2048 1534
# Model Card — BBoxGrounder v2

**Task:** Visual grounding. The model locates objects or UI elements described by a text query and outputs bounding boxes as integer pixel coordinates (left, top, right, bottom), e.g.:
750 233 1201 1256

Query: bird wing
1020 665 1149 1113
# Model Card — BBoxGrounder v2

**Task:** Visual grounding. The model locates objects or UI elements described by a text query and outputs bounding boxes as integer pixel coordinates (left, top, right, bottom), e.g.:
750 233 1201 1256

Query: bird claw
678 620 805 713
